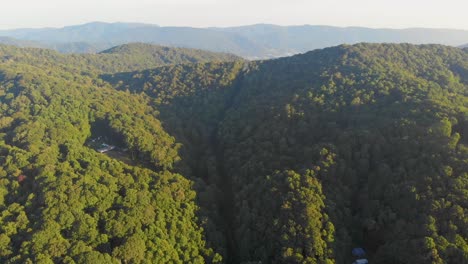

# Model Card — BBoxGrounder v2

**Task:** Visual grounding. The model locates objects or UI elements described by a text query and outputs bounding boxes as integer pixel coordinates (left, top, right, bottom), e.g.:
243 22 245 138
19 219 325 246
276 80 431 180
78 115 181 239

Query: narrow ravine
211 134 236 263
210 68 246 263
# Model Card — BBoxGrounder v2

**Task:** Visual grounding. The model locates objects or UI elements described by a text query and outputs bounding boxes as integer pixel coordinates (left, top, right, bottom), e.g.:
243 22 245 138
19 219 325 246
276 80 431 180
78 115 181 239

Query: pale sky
1 0 467 30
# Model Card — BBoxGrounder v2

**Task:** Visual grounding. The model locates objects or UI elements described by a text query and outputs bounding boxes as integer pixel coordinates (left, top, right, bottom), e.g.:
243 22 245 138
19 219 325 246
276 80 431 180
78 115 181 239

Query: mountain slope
220 44 467 263
105 43 468 263
0 43 241 74
99 43 240 66
0 52 223 263
1 22 468 58
0 43 466 263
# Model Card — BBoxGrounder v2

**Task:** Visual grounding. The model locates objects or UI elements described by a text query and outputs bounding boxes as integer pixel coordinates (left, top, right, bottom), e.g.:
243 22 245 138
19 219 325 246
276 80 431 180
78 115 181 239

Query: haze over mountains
1 22 468 58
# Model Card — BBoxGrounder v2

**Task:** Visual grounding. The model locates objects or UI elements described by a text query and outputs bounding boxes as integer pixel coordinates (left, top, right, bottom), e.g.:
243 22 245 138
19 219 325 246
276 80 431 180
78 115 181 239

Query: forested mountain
1 22 468 58
0 43 467 263
99 43 240 67
48 42 104 54
0 43 240 74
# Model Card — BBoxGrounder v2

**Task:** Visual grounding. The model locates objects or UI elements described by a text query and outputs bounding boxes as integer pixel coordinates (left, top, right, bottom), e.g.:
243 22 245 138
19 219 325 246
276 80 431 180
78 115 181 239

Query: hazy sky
1 0 467 30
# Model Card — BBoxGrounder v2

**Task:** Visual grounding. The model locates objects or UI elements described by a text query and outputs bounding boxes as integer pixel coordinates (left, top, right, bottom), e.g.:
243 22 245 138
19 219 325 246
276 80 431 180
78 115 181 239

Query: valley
0 43 466 263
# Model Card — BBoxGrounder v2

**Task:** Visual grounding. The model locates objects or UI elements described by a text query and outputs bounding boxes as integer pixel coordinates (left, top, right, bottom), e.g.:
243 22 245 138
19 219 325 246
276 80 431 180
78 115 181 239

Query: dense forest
0 43 467 263
0 43 240 74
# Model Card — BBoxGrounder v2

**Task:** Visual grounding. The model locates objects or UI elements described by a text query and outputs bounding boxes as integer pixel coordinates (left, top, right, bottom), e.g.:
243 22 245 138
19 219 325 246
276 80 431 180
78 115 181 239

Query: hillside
0 43 467 263
99 43 240 67
49 42 104 54
0 43 241 74
0 51 223 263
105 43 468 263
1 22 468 58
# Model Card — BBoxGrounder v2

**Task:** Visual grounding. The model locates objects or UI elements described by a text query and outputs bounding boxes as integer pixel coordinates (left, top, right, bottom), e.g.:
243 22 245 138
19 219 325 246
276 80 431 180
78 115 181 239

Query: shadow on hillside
98 57 465 262
99 67 246 261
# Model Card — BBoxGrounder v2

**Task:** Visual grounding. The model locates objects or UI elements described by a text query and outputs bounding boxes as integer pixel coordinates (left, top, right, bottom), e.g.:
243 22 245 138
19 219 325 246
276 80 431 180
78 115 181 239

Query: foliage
0 43 467 263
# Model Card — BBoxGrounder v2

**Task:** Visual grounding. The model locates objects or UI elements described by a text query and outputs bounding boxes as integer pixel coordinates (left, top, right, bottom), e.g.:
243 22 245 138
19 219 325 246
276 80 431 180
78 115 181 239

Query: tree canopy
0 43 467 263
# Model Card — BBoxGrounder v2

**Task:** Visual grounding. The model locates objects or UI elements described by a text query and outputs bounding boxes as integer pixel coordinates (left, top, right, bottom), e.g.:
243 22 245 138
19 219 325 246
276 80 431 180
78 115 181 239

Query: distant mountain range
1 22 468 58
0 36 45 48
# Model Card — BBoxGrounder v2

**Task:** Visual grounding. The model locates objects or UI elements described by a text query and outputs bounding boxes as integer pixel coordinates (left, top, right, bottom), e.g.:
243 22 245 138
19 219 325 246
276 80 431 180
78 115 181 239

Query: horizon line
1 21 468 32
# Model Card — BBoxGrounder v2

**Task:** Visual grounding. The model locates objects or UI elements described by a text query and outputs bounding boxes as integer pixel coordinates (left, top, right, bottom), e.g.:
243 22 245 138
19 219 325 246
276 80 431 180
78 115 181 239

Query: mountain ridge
1 22 468 58
0 42 242 73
